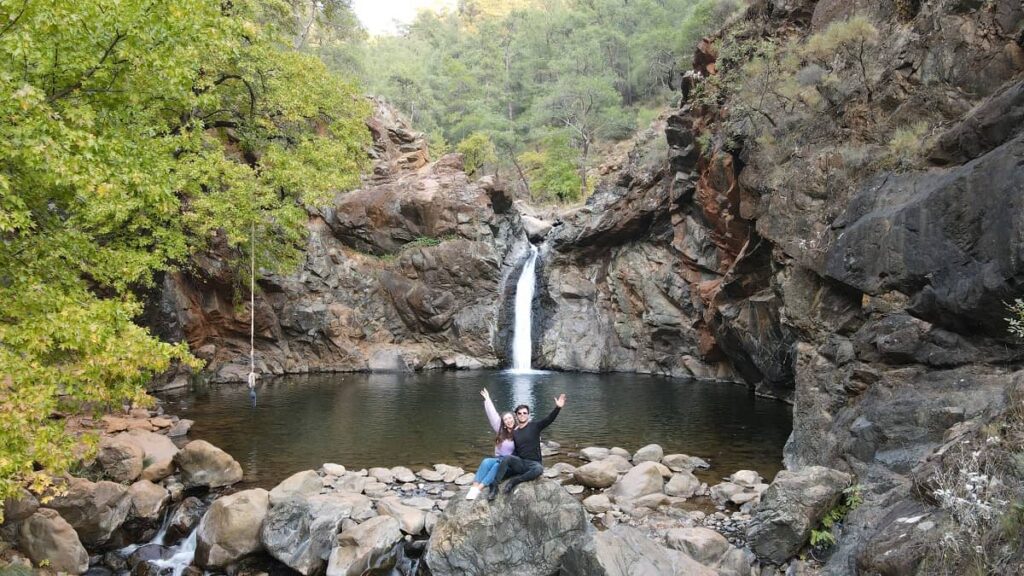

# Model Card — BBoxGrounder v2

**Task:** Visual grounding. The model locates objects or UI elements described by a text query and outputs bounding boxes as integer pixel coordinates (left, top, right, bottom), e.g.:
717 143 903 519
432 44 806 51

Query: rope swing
248 221 258 407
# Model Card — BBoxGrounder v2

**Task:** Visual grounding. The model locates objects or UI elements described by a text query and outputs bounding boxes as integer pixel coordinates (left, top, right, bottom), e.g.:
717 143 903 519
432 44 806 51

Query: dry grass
920 386 1024 575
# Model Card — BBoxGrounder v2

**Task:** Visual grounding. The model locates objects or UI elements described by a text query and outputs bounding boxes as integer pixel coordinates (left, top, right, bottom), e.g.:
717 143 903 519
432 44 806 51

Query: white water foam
150 528 198 576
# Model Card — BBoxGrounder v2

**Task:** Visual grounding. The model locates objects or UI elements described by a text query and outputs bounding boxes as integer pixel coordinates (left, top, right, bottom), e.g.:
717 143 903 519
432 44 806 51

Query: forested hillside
0 0 370 505
357 0 739 202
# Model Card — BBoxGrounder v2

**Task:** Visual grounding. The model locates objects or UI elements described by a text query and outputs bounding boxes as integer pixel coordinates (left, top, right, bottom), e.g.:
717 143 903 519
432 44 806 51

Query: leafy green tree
456 132 497 176
519 132 583 202
0 0 369 513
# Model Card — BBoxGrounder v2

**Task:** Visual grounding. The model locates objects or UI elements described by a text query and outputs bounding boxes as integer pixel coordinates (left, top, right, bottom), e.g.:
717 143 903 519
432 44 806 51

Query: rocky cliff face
648 0 1024 572
160 99 527 381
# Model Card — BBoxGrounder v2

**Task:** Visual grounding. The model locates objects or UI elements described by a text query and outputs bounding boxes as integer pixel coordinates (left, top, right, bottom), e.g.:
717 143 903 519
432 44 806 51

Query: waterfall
150 528 198 576
510 245 539 373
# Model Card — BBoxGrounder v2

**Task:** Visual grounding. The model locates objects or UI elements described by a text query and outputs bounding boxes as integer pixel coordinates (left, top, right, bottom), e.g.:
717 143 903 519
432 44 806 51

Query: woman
466 388 515 500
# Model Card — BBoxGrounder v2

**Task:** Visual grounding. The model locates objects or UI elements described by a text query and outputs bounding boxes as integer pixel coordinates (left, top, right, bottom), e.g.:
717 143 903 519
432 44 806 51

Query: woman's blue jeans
474 456 504 485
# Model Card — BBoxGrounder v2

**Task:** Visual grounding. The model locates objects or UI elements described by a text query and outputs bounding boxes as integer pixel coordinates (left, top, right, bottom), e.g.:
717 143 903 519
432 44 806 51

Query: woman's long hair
495 412 515 448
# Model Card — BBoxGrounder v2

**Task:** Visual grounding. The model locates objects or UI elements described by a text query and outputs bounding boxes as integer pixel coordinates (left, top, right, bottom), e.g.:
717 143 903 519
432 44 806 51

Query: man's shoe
465 486 481 500
502 480 520 495
486 484 499 501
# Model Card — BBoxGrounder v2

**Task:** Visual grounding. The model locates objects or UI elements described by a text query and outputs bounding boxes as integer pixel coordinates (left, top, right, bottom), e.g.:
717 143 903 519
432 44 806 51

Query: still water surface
159 370 792 489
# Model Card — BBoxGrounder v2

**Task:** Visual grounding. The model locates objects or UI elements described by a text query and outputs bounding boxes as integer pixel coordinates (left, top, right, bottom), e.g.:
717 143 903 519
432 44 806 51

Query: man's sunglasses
516 410 529 415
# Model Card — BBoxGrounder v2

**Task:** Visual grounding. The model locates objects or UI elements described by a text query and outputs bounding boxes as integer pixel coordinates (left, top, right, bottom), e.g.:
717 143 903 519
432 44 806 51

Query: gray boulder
579 447 610 461
195 489 269 569
19 508 89 574
561 525 716 576
45 477 131 547
2 489 39 525
127 480 169 521
376 497 426 535
425 480 589 576
608 462 664 509
604 454 634 473
661 454 710 472
632 444 664 464
582 494 613 514
165 496 204 544
174 440 243 489
746 466 852 564
325 516 403 576
573 459 621 489
261 493 372 575
521 214 553 242
118 430 179 482
97 435 144 483
269 470 323 506
665 527 729 566
665 471 700 498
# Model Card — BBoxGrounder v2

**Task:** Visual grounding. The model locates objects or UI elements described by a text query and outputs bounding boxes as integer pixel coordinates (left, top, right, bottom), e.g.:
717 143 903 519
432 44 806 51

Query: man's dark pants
490 455 543 496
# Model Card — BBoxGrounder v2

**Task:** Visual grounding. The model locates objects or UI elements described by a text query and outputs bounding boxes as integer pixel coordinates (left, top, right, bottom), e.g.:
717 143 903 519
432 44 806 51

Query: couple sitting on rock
465 388 566 501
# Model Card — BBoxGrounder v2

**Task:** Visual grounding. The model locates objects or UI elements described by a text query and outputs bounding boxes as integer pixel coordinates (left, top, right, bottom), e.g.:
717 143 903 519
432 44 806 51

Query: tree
456 132 497 176
536 75 623 197
0 0 370 514
518 132 583 202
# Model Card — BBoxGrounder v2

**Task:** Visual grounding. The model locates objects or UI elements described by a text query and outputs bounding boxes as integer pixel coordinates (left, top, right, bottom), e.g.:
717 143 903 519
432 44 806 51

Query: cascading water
150 528 198 576
510 245 539 373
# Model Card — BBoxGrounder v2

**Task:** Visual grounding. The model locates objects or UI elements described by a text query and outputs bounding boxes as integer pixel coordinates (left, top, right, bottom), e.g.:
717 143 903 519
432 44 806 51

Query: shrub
887 122 930 169
518 133 583 203
1007 299 1024 340
456 132 496 176
802 16 880 102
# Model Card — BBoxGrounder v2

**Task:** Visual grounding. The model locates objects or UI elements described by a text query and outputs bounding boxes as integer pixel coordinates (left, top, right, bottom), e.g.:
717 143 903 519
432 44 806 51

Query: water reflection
162 370 791 489
508 372 537 410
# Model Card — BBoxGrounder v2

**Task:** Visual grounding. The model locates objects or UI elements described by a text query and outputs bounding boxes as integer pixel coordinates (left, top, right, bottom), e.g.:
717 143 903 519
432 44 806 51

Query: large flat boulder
425 479 589 576
665 527 730 566
608 461 664 510
127 480 169 521
573 459 621 489
174 440 243 489
19 508 90 574
269 470 324 506
117 429 179 481
376 497 426 535
665 471 700 498
261 493 372 575
97 435 144 483
746 466 852 564
196 489 270 569
45 477 131 548
326 516 403 576
561 525 716 576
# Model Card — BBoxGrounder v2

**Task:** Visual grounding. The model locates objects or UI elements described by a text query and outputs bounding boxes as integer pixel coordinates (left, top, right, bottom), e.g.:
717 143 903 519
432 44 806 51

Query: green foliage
428 131 452 159
359 0 727 202
810 484 863 549
803 15 879 102
0 0 370 511
456 132 497 176
403 235 445 250
519 133 583 203
887 122 930 169
1008 299 1024 340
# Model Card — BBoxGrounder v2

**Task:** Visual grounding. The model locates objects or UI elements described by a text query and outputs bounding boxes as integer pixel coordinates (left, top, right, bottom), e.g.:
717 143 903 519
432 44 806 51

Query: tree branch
0 0 29 39
49 31 126 102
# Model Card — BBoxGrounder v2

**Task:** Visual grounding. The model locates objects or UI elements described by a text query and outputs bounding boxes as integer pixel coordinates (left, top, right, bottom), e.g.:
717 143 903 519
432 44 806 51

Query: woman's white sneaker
465 486 481 500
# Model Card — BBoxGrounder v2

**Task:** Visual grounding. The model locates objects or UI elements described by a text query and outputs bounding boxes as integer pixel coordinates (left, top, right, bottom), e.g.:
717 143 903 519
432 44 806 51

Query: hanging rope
248 221 257 407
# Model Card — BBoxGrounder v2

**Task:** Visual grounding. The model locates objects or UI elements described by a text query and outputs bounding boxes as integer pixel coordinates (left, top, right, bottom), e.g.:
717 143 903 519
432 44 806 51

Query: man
488 393 566 499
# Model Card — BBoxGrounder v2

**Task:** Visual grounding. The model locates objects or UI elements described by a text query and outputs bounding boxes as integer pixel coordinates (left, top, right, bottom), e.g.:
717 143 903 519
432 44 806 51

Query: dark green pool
158 370 792 488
